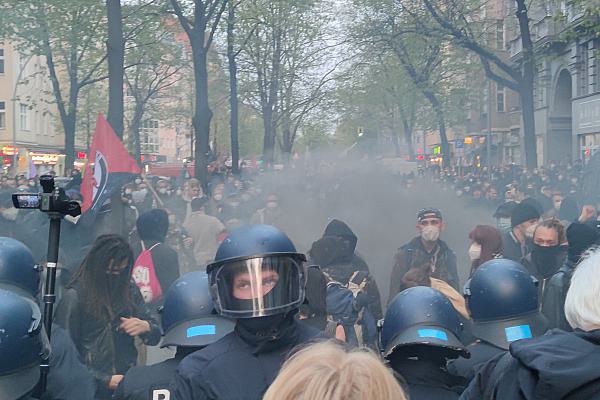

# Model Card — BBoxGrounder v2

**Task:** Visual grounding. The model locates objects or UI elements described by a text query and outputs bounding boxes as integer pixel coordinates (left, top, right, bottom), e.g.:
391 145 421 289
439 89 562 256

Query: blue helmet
207 225 307 318
0 237 39 297
381 286 468 359
464 258 548 350
0 289 50 400
159 272 235 348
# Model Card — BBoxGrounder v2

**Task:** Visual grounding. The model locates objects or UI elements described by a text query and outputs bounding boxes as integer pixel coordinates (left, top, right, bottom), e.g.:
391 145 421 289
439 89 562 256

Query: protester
467 225 503 276
263 341 407 400
133 209 180 304
170 225 323 400
250 193 284 227
501 202 540 261
182 197 225 268
461 247 600 399
382 286 469 399
389 208 459 303
55 234 161 400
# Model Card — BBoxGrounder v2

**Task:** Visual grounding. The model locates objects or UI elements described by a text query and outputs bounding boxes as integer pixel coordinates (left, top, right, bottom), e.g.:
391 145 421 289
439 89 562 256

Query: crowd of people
2 156 600 400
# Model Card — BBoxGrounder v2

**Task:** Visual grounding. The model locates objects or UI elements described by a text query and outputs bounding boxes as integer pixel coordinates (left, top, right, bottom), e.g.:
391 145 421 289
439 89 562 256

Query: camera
12 175 81 217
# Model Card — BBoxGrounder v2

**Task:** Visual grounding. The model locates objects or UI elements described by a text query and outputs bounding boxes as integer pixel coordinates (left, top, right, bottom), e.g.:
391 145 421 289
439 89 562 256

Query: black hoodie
461 329 600 399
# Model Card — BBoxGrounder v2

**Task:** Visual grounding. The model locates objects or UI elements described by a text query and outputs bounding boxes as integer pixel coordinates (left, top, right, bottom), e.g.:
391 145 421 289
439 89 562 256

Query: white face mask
421 225 440 242
158 188 168 194
135 178 142 185
213 194 223 202
468 243 482 261
1 208 18 221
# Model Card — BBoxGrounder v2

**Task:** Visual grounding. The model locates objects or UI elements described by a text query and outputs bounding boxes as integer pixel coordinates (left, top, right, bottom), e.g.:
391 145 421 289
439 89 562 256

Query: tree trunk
106 0 125 139
130 101 144 165
424 90 450 168
516 0 537 168
262 107 274 164
64 113 77 170
227 2 240 175
192 46 213 190
401 117 414 160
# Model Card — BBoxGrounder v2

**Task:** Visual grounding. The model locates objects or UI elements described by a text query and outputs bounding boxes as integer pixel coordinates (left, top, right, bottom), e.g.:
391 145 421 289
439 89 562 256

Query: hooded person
461 247 600 400
501 202 540 261
389 208 459 303
133 209 180 304
541 223 600 331
309 218 383 320
382 287 470 399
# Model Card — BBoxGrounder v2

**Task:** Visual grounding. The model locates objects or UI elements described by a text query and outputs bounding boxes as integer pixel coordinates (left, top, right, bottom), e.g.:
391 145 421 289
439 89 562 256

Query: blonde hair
263 341 407 400
565 246 600 331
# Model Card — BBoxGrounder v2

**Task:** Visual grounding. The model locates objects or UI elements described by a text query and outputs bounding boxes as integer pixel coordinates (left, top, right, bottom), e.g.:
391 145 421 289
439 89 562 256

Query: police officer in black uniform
170 224 322 400
382 286 470 399
114 271 235 400
447 258 548 381
0 289 50 400
0 236 95 400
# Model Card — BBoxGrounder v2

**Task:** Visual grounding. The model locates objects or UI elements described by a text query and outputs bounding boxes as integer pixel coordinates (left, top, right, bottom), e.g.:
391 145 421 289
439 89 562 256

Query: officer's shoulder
121 359 178 392
178 332 239 374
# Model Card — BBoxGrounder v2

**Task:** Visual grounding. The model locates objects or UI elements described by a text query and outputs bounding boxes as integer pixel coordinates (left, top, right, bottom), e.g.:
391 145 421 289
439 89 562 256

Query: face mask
135 178 142 185
158 188 168 194
266 201 278 209
229 201 240 207
125 189 133 195
553 201 562 210
176 189 182 196
28 181 36 187
496 218 511 232
531 244 566 279
1 208 18 221
213 194 223 201
236 313 287 335
468 243 482 261
421 225 440 242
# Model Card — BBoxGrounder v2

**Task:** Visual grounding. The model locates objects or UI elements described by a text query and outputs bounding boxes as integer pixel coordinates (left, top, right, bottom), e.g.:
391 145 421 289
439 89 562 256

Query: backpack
131 243 163 304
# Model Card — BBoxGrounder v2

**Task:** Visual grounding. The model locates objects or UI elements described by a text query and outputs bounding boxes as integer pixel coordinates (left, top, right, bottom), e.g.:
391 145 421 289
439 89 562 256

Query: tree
408 0 538 168
0 0 108 169
169 0 228 190
106 0 125 138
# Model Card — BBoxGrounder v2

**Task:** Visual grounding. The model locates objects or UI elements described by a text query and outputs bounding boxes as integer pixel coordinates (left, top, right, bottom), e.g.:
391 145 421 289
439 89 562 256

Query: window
496 20 505 50
0 48 4 74
497 84 506 112
579 42 589 96
0 102 5 129
20 104 29 131
594 39 600 94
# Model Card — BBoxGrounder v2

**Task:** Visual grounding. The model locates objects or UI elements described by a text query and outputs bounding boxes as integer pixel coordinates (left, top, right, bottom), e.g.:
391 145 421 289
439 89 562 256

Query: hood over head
509 329 600 399
323 219 358 252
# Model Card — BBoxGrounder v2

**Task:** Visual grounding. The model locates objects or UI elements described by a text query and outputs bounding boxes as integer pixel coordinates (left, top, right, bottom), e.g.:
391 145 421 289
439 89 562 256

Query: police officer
447 258 548 381
114 271 235 400
0 289 50 400
0 236 95 400
170 224 323 400
382 286 470 399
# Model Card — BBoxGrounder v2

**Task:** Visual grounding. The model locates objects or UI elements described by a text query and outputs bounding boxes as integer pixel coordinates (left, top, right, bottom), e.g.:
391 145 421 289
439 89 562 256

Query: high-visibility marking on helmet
186 325 216 337
505 325 532 342
417 329 448 341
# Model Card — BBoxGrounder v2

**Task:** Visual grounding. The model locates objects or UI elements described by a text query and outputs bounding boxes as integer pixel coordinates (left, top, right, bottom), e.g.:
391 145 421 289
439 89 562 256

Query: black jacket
391 358 467 400
54 283 161 399
460 329 600 399
501 230 526 262
541 259 575 331
170 315 322 400
114 351 194 400
447 341 505 381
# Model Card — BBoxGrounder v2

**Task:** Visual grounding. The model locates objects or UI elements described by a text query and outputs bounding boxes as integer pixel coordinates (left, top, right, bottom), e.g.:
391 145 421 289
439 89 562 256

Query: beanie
511 202 540 228
566 223 599 262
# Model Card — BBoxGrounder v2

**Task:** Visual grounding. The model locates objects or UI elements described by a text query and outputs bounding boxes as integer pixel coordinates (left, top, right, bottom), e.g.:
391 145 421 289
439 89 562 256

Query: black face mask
237 313 287 335
531 244 567 279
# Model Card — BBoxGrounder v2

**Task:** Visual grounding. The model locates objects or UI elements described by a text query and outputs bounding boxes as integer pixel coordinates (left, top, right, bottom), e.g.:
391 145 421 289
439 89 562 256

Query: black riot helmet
464 258 548 350
0 237 39 297
381 286 469 359
0 289 50 400
206 224 306 318
159 271 235 348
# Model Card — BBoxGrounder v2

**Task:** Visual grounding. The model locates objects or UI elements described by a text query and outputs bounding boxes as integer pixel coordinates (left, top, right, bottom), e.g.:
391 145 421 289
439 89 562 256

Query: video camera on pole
11 174 81 395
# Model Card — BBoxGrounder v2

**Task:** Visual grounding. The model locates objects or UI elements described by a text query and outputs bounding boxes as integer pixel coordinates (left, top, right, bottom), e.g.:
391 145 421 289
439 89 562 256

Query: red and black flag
81 114 141 216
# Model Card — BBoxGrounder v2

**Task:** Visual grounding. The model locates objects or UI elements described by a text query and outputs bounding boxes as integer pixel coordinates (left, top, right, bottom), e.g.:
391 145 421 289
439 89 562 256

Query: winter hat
511 202 540 228
137 209 169 242
493 201 517 219
566 223 599 262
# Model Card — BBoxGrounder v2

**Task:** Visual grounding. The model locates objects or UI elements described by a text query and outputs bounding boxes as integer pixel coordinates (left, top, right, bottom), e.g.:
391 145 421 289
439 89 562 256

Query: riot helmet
207 224 306 318
0 237 39 297
381 286 469 359
160 271 235 348
464 258 547 350
0 289 50 400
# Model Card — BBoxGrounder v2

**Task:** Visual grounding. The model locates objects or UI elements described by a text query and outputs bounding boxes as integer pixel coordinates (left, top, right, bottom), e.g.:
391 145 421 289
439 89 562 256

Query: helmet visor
213 256 304 318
